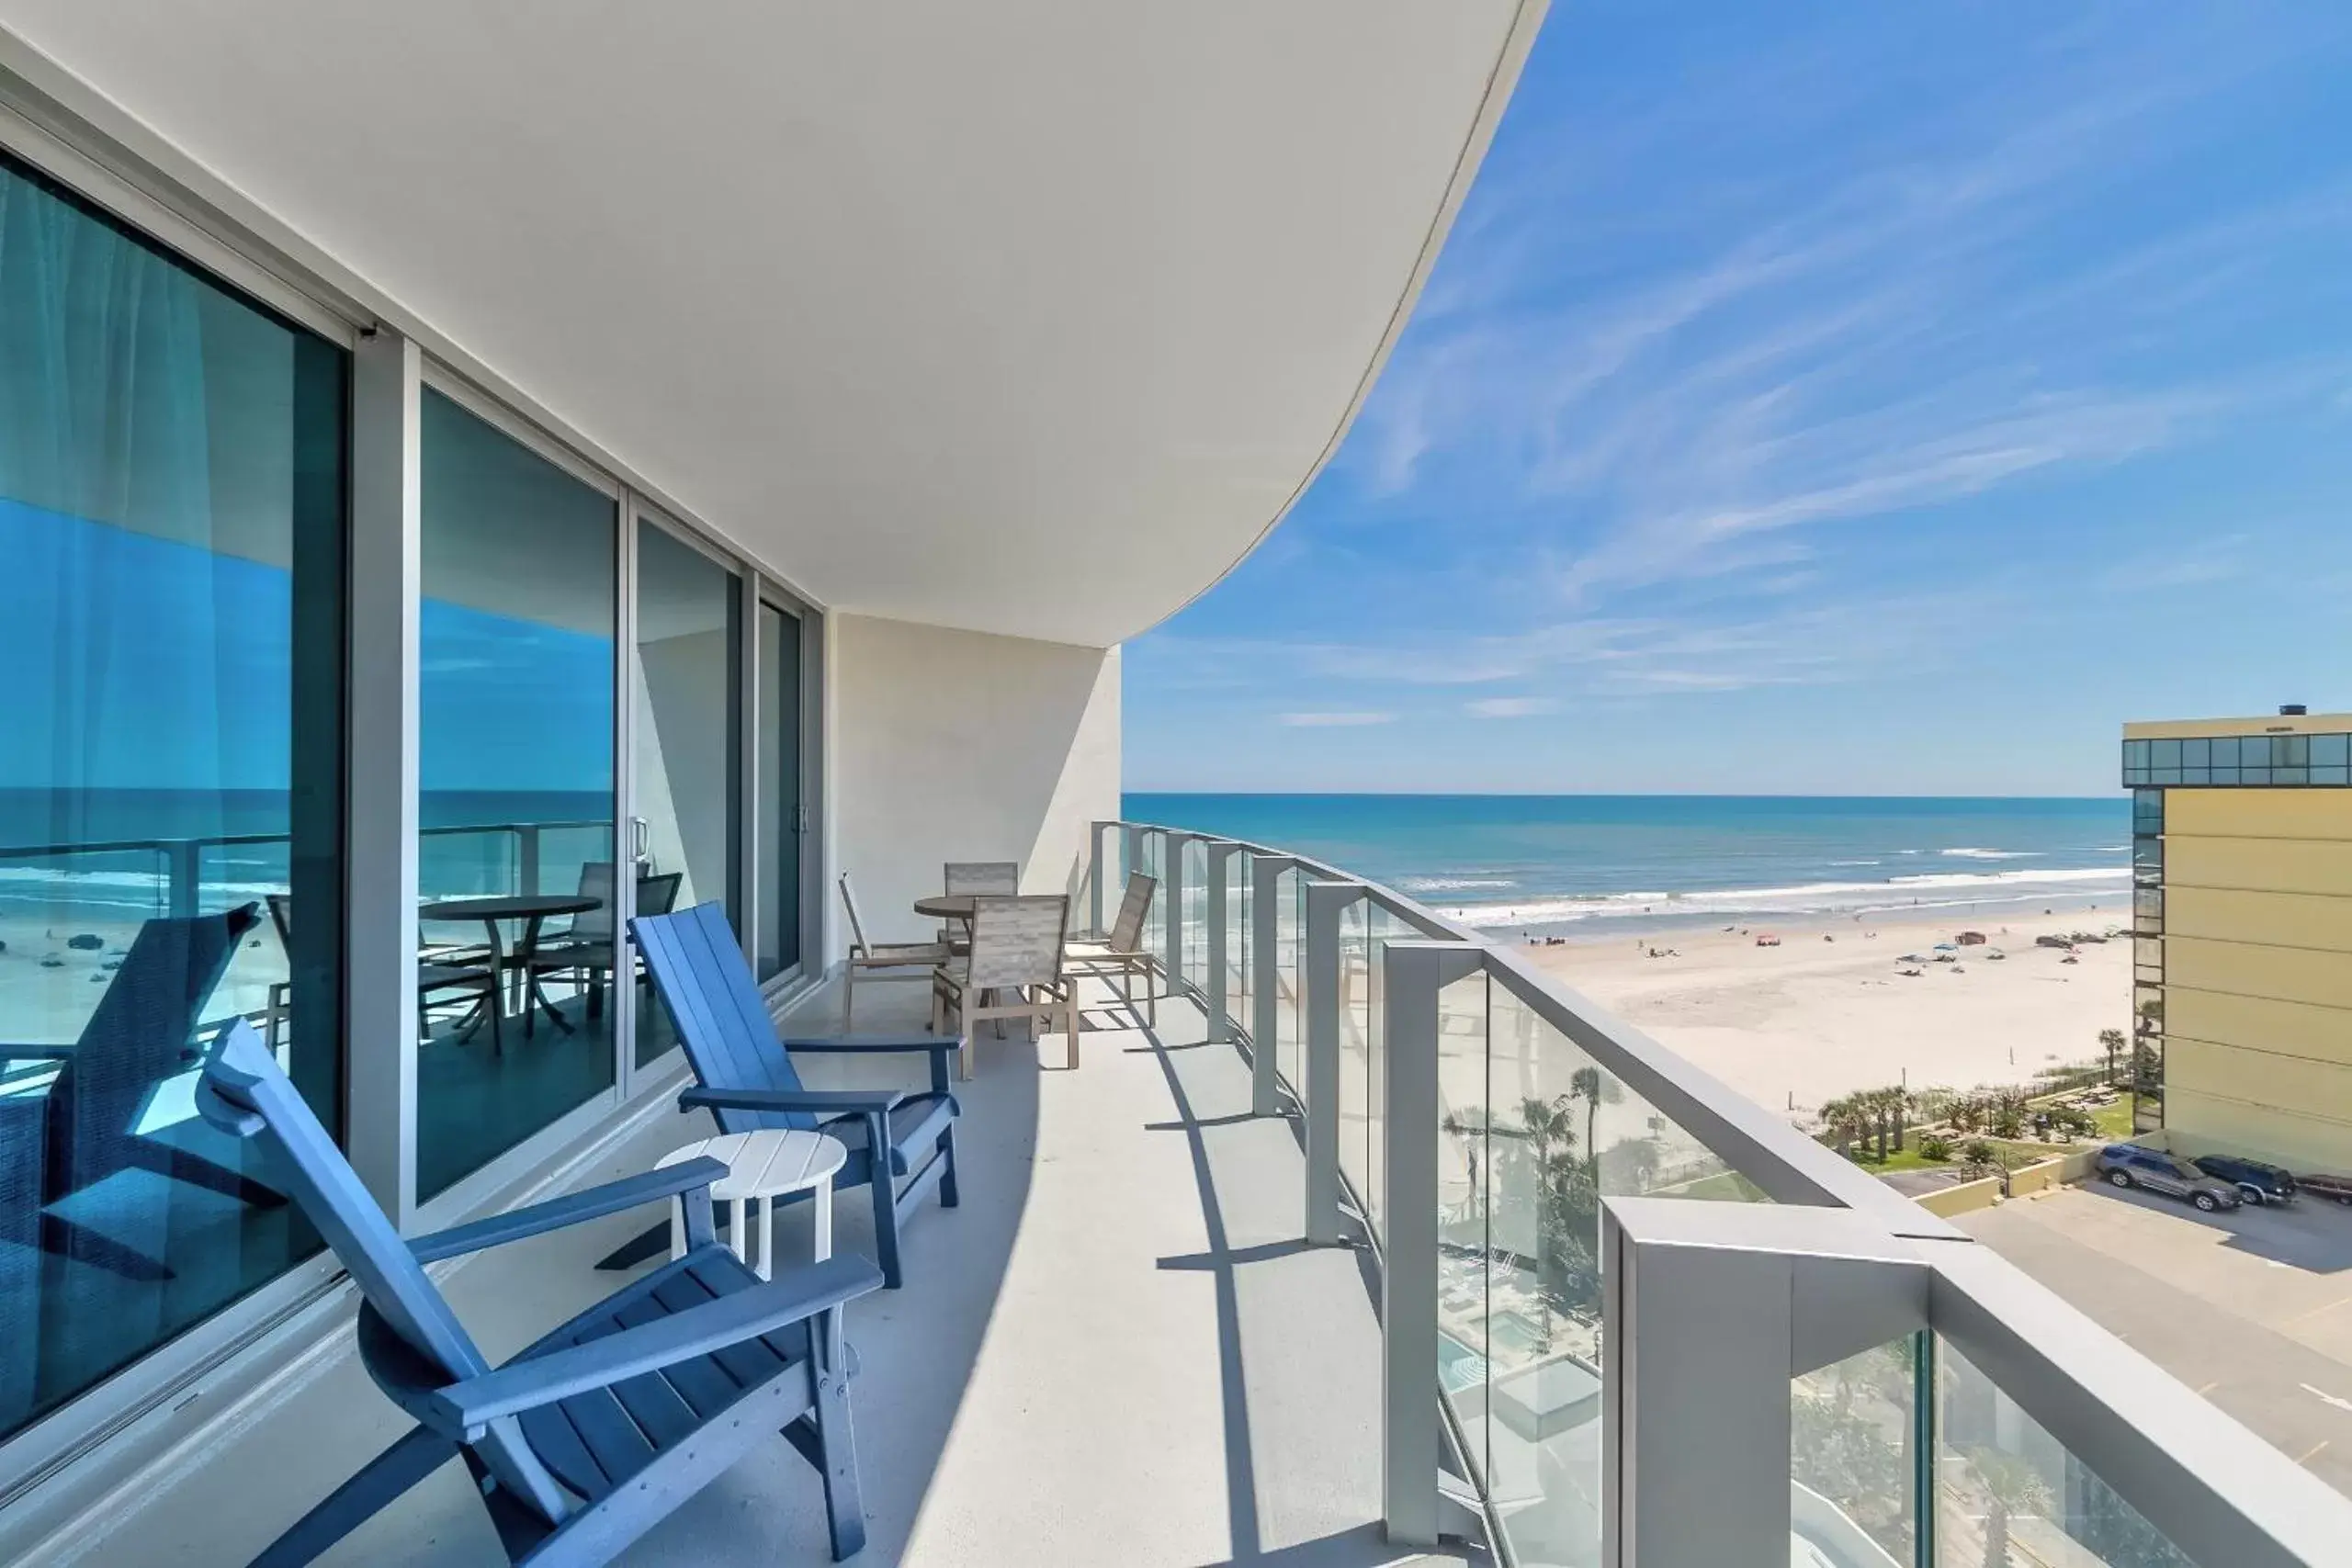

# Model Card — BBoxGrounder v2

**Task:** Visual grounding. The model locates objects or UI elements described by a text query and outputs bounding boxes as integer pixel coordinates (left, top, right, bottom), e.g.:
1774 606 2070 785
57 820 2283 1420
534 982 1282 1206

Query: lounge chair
195 1018 881 1564
0 905 285 1281
629 901 962 1291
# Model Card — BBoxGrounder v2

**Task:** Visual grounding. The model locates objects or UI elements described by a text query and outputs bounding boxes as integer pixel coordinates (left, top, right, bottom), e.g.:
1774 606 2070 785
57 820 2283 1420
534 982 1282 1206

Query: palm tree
1967 1449 2051 1568
1819 1093 1868 1159
1568 1066 1616 1170
1860 1085 1909 1161
2098 1027 2128 1086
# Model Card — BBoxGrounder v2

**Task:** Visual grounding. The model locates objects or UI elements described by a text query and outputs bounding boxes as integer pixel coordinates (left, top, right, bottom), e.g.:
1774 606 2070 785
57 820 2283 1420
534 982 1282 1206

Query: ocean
1120 794 2132 935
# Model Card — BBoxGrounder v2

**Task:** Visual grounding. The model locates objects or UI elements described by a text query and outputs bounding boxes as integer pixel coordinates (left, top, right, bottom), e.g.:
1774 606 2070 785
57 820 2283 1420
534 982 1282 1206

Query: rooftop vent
2282 704 2309 716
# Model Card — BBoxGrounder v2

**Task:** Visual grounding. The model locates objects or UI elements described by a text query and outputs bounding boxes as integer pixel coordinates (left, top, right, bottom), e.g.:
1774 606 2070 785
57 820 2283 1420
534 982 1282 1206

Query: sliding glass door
0 152 347 1440
414 389 617 1201
755 597 807 983
629 519 742 1065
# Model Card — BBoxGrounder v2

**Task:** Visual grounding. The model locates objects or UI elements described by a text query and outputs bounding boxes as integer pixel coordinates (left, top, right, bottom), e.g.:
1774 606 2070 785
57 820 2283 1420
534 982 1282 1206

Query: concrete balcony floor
65 974 1459 1567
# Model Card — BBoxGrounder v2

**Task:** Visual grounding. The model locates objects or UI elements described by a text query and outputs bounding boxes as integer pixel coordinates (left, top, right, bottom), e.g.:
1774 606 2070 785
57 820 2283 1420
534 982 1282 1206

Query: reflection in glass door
414 389 617 1201
755 600 804 982
631 520 742 1065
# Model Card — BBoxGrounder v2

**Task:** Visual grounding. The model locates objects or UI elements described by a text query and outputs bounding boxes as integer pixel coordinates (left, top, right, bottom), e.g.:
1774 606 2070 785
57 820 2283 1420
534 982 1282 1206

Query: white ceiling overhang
0 2 1542 646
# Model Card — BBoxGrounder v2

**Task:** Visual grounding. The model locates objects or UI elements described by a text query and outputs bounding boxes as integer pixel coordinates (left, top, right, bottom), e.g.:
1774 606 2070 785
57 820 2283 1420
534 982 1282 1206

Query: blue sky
1125 3 2352 796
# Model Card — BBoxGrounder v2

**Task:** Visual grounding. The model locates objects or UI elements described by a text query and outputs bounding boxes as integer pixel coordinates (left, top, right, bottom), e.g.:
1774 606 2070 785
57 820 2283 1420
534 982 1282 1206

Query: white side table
657 1130 850 1280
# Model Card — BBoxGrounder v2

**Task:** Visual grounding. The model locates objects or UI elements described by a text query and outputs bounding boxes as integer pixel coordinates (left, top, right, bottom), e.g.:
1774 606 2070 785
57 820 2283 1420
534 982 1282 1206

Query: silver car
2097 1144 2243 1213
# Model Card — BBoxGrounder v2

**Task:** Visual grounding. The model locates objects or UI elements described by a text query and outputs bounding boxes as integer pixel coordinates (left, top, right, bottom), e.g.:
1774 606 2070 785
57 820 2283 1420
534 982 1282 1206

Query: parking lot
1962 1179 2352 1498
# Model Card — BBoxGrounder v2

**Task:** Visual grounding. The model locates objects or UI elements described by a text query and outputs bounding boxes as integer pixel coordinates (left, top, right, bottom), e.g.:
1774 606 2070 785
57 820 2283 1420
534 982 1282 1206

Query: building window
0 152 347 1441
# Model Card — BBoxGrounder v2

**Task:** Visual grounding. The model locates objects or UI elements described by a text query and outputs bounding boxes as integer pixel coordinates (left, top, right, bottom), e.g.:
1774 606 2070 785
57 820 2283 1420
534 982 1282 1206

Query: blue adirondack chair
0 903 282 1281
195 1018 883 1564
626 902 961 1291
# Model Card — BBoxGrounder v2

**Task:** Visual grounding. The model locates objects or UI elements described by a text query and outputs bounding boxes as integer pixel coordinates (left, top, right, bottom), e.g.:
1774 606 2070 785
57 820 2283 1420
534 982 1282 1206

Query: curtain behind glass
0 153 345 1442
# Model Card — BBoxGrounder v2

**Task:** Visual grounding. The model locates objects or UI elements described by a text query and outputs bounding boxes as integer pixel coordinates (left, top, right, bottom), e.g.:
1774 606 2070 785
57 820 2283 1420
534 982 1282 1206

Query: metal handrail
1102 818 2352 1566
0 818 610 919
1113 816 1928 1226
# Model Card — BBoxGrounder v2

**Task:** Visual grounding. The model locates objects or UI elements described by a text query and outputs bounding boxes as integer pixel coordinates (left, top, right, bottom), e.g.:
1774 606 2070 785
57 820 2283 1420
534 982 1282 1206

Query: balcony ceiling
0 2 1538 647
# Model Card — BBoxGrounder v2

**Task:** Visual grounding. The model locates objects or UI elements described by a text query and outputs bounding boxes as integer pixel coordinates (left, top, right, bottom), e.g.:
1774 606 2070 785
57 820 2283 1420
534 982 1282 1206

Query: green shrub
1920 1136 1952 1162
1962 1138 1998 1169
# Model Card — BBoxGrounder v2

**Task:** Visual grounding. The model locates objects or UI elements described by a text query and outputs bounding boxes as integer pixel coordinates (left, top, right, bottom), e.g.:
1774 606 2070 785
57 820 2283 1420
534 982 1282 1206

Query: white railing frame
1102 818 2352 1568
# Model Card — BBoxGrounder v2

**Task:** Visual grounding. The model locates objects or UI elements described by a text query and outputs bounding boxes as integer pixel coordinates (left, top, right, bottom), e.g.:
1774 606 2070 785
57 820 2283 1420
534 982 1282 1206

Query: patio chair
0 905 284 1282
268 894 497 1054
938 860 1017 945
194 1018 881 1565
943 861 1017 895
932 894 1077 1076
838 872 950 1029
630 901 962 1291
526 866 684 1023
1064 871 1159 1026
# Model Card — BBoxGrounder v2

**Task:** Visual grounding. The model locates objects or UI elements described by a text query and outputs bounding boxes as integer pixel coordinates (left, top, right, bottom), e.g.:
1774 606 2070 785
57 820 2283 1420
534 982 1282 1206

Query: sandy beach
1514 907 2132 1122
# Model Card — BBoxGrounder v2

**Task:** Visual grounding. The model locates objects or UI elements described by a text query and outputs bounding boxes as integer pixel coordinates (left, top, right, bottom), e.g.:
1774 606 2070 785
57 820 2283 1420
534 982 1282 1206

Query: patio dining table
419 893 601 1035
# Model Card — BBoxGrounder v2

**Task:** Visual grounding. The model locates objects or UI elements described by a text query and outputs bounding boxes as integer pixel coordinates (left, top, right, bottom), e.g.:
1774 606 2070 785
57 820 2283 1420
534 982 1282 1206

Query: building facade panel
2164 786 2352 840
2161 886 2352 954
2166 987 2352 1068
2163 833 2352 897
2162 1083 2352 1171
2165 935 2352 1012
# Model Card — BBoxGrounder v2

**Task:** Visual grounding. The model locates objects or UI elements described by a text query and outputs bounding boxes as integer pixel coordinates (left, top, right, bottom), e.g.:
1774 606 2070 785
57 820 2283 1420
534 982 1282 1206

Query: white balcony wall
828 615 1119 956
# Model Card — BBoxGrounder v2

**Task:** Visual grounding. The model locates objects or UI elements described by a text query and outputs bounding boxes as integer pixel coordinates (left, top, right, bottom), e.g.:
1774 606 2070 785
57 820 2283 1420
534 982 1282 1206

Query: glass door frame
619 502 741 1092
749 578 822 994
405 364 631 1224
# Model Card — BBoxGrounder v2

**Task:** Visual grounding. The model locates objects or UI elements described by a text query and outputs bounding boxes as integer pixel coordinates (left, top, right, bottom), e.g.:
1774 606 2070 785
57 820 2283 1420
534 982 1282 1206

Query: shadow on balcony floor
62 977 1458 1566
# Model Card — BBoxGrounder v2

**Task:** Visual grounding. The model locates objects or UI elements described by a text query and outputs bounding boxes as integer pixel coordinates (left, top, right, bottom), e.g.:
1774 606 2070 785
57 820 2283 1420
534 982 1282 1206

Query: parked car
2298 1171 2352 1207
2095 1145 2242 1213
2192 1154 2297 1206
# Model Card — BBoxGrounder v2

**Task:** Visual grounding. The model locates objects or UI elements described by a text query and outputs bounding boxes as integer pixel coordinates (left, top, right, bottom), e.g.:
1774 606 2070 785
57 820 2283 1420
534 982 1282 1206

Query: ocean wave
1396 875 1519 893
0 863 290 916
1438 865 2131 929
1828 859 1881 867
1939 848 2041 860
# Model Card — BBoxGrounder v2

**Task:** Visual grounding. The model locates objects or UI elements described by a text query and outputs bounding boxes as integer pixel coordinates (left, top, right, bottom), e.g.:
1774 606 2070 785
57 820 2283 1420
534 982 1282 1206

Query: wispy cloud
1279 711 1396 728
1467 696 1560 718
2100 533 2250 592
1126 6 2352 793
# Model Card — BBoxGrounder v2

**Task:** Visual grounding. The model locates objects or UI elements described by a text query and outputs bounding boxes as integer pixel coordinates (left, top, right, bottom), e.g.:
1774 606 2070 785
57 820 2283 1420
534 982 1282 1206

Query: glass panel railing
1227 849 1249 1038
1936 1342 2196 1567
1793 1336 1922 1568
1463 970 1772 1566
1366 904 1407 1242
1338 896 1372 1215
1277 865 1304 1097
1181 837 1209 992
1140 829 1164 960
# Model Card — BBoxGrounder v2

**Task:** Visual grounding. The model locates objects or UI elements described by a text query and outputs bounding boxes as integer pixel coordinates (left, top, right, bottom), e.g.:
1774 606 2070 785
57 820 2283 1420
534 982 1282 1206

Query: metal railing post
1205 841 1237 1043
517 822 541 896
1600 1200 1928 1568
1164 833 1189 995
1303 880 1362 1246
1090 818 1114 938
1380 941 1483 1549
1250 854 1295 1116
164 840 201 919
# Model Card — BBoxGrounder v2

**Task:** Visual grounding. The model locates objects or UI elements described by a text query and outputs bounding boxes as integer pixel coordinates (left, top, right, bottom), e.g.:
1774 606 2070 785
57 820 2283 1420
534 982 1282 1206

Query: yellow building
2124 709 2352 1171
